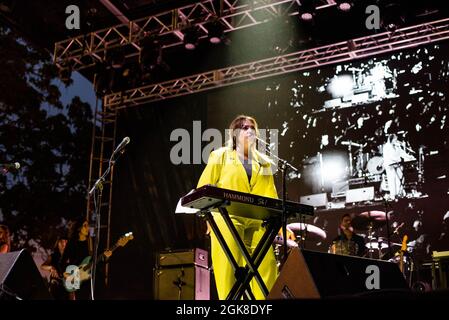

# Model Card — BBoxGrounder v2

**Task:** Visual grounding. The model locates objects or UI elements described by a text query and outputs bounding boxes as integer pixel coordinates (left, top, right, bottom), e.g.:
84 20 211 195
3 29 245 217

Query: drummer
332 214 366 257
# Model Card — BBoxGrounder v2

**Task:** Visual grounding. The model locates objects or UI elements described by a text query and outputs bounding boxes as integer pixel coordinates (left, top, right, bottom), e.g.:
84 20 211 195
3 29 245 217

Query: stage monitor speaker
268 248 409 299
0 249 52 300
154 248 210 300
300 193 328 208
345 186 374 203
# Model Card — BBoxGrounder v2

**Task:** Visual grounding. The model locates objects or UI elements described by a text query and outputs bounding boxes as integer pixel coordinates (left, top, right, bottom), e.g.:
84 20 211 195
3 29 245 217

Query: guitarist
41 236 69 300
63 219 91 300
63 218 112 300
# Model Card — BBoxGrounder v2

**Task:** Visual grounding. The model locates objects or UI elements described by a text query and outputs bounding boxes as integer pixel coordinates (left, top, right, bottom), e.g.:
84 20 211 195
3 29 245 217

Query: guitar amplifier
154 248 210 300
156 248 208 269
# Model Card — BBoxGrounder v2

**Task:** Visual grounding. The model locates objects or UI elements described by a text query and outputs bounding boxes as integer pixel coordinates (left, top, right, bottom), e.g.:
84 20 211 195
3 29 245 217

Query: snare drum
329 240 357 256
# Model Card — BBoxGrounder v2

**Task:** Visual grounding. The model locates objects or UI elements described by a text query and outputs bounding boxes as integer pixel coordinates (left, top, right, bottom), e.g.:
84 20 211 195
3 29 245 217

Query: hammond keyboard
180 185 314 220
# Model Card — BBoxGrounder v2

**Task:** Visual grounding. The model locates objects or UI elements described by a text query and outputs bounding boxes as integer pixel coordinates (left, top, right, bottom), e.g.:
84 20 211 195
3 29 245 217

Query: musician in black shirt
331 214 366 257
63 219 91 300
41 236 70 300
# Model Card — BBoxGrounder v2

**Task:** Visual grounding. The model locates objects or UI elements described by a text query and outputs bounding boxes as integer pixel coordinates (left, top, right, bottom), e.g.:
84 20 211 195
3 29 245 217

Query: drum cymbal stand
381 196 393 258
367 221 375 259
347 142 354 177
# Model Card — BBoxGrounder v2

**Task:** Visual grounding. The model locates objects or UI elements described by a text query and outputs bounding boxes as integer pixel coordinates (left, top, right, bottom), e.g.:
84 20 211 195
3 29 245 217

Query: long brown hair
0 224 11 252
225 115 260 150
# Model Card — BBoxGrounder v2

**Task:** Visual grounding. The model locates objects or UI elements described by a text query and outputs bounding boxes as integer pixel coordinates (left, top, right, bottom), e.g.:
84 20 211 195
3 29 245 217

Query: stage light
58 65 72 85
379 1 406 31
327 75 354 98
297 0 316 22
321 158 347 184
208 20 225 44
183 26 199 50
138 34 169 84
93 63 113 96
335 1 353 12
139 35 163 71
107 48 125 69
315 151 349 189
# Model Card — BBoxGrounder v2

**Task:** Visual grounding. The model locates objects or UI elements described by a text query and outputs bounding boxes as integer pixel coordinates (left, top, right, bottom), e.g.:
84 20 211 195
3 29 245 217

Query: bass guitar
63 232 133 292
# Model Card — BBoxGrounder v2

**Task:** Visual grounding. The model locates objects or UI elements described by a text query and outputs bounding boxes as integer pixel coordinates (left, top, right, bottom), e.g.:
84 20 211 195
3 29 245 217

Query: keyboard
180 185 314 220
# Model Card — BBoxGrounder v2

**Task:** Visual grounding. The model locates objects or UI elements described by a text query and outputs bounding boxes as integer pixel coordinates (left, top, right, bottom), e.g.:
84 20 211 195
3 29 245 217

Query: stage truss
53 0 333 71
103 17 449 109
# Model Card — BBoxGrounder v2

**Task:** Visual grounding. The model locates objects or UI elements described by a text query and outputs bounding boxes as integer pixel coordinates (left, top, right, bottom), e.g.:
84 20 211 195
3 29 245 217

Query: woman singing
197 115 289 299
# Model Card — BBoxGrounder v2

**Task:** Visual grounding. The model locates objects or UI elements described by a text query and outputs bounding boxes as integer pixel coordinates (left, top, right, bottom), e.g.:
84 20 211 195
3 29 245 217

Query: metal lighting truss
53 0 333 71
103 17 449 109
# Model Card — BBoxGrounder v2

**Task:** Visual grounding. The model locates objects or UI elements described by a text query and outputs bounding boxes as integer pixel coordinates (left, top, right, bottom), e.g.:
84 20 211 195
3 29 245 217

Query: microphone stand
87 147 126 300
256 137 300 263
381 194 393 259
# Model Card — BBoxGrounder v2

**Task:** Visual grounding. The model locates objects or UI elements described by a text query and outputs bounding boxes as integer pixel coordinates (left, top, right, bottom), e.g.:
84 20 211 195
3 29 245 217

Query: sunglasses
240 125 255 131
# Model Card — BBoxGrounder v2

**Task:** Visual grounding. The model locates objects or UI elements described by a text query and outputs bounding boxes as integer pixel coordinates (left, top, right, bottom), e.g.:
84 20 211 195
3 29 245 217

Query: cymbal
341 141 365 148
358 210 387 220
286 223 327 240
351 212 386 231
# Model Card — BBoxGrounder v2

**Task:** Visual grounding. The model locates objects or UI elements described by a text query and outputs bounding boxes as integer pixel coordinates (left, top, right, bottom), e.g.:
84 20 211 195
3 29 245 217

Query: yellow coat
197 147 278 199
197 146 279 299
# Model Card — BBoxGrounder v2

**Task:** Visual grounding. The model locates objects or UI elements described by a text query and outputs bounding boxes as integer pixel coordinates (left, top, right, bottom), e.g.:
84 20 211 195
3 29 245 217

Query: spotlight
298 0 316 22
208 20 225 44
140 35 163 70
380 1 406 31
335 1 353 12
183 26 199 50
139 35 169 83
319 152 348 187
107 48 125 69
93 63 113 96
58 65 72 85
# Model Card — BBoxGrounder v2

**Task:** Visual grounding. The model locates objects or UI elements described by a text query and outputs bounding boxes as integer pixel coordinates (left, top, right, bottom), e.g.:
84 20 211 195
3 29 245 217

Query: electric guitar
399 234 408 274
63 232 133 292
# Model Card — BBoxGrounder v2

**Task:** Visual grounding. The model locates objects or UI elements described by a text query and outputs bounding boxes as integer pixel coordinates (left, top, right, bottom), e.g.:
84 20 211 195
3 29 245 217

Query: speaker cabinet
268 248 409 299
0 249 52 300
154 248 210 300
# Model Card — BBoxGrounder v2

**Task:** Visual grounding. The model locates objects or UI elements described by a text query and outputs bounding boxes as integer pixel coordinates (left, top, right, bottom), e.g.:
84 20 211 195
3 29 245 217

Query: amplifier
156 248 208 268
154 248 210 300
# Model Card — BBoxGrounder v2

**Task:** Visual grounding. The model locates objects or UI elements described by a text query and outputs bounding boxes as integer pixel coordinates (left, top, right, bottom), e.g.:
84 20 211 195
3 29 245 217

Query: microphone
254 135 270 147
0 162 20 170
113 137 130 155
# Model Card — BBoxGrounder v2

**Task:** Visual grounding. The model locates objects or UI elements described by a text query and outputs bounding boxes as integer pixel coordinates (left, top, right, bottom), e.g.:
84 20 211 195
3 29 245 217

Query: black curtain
106 94 209 299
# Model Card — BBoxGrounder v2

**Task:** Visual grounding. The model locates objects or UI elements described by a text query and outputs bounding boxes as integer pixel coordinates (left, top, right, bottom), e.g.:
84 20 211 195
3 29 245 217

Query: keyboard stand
201 203 282 300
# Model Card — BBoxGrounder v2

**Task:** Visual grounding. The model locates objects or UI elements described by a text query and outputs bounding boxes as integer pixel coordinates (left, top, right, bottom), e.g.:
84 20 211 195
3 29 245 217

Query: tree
0 25 94 252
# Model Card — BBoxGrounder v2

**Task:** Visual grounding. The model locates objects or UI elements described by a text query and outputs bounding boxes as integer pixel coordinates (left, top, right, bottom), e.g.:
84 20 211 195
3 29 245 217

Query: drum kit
341 138 423 198
337 210 414 281
272 211 415 282
341 140 383 179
